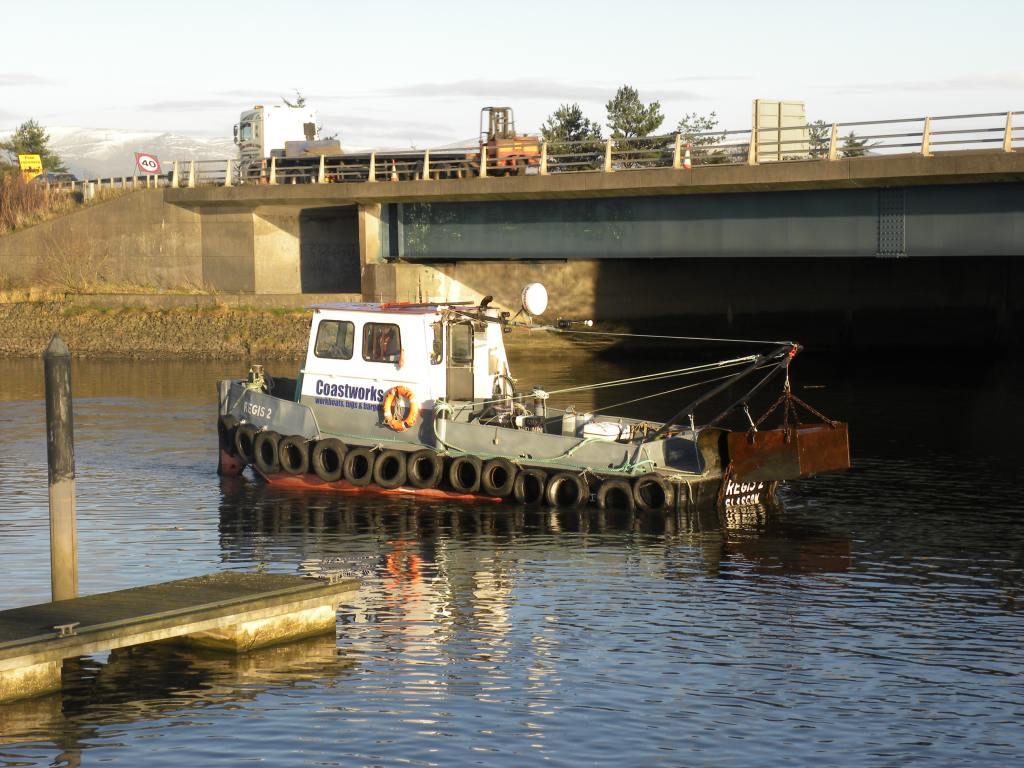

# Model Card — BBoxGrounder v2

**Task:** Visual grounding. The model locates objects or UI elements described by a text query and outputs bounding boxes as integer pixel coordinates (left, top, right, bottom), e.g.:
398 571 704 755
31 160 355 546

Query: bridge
4 109 1023 347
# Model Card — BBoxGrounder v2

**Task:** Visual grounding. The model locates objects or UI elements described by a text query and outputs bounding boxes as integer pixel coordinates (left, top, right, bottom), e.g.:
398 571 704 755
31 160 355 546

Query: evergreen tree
676 111 722 147
841 131 869 158
541 103 602 144
676 111 728 164
808 120 830 159
540 103 603 171
605 85 664 138
282 89 307 108
0 119 67 172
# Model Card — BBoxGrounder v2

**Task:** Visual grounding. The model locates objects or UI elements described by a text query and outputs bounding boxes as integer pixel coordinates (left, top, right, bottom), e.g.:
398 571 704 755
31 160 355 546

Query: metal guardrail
40 110 1024 193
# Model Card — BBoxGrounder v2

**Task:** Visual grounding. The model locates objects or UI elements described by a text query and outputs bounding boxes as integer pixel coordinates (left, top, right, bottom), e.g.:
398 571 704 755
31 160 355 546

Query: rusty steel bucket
727 422 850 482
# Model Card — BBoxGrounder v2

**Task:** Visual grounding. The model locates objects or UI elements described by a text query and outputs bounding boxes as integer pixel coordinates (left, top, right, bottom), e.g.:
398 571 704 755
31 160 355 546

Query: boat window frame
362 322 402 364
313 318 355 360
430 321 443 365
449 321 474 365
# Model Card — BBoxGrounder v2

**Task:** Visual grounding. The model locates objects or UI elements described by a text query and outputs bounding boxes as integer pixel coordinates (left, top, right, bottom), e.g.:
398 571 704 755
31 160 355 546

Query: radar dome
521 283 548 316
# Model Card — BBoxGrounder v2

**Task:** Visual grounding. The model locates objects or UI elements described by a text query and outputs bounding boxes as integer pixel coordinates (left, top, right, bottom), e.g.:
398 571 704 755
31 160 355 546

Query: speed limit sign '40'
134 153 161 174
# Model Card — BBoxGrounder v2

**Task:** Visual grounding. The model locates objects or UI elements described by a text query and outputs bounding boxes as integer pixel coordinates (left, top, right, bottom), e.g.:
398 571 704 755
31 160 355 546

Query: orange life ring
382 385 420 432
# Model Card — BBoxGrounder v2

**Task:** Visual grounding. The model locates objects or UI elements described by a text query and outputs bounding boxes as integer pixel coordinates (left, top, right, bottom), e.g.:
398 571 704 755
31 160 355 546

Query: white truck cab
234 103 319 177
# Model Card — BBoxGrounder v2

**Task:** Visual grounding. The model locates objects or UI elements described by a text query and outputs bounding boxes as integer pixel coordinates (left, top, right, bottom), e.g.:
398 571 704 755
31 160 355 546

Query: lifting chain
747 365 838 442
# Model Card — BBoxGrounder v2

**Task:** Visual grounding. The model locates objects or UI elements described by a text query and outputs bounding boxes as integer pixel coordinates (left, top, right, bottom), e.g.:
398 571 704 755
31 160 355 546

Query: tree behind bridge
541 103 603 171
606 86 666 168
0 119 68 173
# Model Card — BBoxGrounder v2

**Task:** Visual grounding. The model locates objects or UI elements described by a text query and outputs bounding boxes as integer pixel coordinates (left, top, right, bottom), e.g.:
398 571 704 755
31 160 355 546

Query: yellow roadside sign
18 154 43 181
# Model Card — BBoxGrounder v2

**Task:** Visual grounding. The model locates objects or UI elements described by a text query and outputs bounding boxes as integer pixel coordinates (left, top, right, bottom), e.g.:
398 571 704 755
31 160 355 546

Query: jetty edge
216 285 851 511
0 572 359 703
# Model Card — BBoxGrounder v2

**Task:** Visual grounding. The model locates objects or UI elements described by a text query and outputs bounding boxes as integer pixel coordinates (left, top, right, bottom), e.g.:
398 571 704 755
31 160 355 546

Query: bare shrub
37 219 112 293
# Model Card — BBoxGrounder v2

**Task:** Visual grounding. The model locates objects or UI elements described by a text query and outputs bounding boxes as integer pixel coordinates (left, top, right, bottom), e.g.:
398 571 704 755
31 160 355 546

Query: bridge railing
37 110 1023 194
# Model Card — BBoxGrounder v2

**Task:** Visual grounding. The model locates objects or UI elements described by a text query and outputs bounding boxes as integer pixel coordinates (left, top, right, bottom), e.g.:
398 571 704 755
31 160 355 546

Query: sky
1 0 1022 148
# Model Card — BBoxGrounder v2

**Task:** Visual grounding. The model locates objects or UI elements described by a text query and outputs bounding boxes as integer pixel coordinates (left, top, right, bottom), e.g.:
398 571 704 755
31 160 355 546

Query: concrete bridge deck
164 150 1024 208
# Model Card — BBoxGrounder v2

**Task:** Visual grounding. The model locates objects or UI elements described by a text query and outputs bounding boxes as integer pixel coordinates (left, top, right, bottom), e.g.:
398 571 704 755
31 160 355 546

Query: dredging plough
216 284 850 512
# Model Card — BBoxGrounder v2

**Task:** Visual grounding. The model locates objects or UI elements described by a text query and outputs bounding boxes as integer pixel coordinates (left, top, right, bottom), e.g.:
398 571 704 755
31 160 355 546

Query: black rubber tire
513 468 547 505
234 423 258 465
407 449 443 489
373 449 407 490
480 458 517 497
311 438 346 482
343 447 374 487
448 455 482 493
633 473 675 513
278 435 309 475
596 478 636 511
253 430 281 475
218 414 240 454
545 472 588 508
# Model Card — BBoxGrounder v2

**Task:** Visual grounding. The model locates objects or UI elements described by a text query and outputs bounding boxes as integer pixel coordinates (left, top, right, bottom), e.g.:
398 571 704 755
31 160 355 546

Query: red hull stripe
256 470 504 503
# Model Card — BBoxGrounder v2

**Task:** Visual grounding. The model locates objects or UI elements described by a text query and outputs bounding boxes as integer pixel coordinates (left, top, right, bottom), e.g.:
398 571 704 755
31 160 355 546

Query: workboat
216 284 850 512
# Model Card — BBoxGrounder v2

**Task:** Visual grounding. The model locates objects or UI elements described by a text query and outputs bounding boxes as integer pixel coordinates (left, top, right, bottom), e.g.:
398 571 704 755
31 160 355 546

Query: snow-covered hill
7 127 236 178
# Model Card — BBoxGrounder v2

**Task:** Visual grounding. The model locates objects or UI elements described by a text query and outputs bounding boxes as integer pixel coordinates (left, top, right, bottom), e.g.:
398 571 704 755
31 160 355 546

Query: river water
0 347 1022 767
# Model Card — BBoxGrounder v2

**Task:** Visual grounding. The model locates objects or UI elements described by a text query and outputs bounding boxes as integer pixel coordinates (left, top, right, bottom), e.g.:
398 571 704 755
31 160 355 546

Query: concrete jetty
0 572 358 703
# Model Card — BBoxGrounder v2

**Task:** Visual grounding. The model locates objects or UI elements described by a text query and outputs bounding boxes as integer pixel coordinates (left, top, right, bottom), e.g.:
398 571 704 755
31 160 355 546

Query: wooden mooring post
44 336 77 602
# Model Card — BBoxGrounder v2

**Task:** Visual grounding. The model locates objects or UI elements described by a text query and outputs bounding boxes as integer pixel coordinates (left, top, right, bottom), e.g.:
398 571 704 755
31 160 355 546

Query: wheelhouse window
314 319 354 360
363 323 402 363
450 322 473 364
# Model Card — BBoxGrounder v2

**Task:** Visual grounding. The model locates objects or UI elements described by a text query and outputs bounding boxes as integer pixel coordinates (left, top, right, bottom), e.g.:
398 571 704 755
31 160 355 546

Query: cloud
827 72 1024 95
349 77 713 103
139 98 236 111
0 72 54 87
318 113 461 147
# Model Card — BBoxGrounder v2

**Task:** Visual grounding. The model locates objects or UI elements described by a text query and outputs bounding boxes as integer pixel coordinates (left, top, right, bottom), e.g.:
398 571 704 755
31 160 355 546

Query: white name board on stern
134 152 161 174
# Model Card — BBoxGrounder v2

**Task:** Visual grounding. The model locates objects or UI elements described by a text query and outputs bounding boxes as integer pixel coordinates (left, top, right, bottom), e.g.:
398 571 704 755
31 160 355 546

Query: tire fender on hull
253 430 281 475
311 438 347 482
448 455 482 494
513 468 547 505
279 435 310 475
343 447 375 487
407 449 444 489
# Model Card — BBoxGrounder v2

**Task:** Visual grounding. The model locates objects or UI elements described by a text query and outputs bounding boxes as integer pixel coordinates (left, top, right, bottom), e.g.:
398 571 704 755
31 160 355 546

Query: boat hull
256 469 504 503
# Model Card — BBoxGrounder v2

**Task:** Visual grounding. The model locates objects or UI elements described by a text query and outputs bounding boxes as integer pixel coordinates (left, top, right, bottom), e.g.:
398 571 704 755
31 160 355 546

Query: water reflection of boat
0 635 353 756
719 504 852 575
217 475 852 580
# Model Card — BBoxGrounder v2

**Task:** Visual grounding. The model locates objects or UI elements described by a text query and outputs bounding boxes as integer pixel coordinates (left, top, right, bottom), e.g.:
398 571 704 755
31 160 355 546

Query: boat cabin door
447 320 475 401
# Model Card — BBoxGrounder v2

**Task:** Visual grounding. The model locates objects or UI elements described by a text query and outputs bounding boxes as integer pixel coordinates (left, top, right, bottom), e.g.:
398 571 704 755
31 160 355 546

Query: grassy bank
0 300 310 358
0 297 612 359
0 174 131 236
